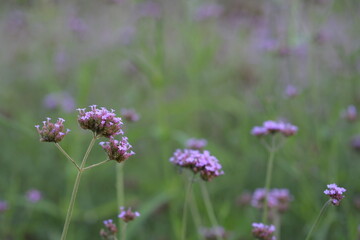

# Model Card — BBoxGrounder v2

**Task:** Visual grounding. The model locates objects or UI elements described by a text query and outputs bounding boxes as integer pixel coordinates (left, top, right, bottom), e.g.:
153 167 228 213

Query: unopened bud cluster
170 149 224 181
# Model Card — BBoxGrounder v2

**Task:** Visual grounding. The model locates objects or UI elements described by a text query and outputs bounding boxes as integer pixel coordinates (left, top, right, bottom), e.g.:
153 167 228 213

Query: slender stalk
116 163 125 240
200 181 223 240
304 200 331 240
60 135 97 240
189 188 205 240
83 159 111 171
262 137 276 223
55 143 81 171
121 223 128 240
274 213 281 240
181 174 196 240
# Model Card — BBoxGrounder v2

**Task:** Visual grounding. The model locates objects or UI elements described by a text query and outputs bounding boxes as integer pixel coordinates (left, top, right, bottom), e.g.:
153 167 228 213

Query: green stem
60 135 97 240
274 213 281 240
189 188 205 240
200 181 223 240
121 223 128 240
116 163 125 240
83 159 111 171
304 200 331 240
262 138 276 223
181 174 196 240
55 143 81 172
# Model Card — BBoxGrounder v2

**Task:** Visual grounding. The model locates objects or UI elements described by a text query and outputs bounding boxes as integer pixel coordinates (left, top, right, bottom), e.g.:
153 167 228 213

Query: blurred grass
0 0 360 239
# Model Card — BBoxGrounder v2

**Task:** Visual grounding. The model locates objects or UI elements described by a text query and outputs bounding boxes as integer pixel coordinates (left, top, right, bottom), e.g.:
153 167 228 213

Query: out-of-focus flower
121 108 140 123
43 92 75 113
68 16 88 38
236 191 253 207
35 118 70 143
100 136 135 163
200 226 228 240
324 183 346 206
136 1 161 19
77 105 123 138
284 85 299 98
341 105 357 122
194 3 223 21
100 219 117 239
251 120 298 137
0 201 8 213
251 188 292 213
26 189 42 203
5 10 27 35
185 138 207 150
118 207 140 223
351 135 360 152
252 223 276 240
170 149 224 181
119 26 136 45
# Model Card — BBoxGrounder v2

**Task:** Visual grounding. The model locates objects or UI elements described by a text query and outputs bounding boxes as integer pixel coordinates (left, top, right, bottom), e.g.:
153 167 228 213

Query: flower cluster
284 85 299 98
118 207 140 223
77 105 123 138
251 188 292 213
100 219 117 240
251 120 298 137
35 118 70 143
100 137 135 163
0 200 8 213
324 183 346 206
121 108 140 123
200 226 227 240
186 138 208 150
341 105 357 122
252 223 276 240
26 189 42 203
169 149 224 181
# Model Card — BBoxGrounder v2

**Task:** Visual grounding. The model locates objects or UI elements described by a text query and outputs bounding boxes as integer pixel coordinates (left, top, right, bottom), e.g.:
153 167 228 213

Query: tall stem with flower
35 105 135 240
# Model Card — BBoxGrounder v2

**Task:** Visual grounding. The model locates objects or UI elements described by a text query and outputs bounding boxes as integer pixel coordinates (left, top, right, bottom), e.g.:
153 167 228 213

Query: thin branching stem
181 173 196 240
116 163 125 240
60 135 97 240
55 143 81 172
83 159 111 171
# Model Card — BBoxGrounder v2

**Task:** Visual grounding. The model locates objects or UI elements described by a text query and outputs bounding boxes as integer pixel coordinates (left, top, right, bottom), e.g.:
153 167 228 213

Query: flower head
200 226 227 240
100 219 117 239
121 108 140 123
252 223 276 240
186 138 208 150
100 137 135 163
77 105 123 138
324 183 346 206
26 189 42 203
118 207 140 223
284 85 299 98
251 120 298 137
35 117 70 143
0 201 8 213
341 105 357 122
251 188 292 213
169 149 224 181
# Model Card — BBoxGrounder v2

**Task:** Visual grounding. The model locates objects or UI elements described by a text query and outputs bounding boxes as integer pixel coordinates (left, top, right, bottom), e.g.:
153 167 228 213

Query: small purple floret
118 207 140 223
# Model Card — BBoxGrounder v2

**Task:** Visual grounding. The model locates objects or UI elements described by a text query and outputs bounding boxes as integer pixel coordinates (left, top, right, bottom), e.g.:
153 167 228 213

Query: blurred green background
1 0 360 239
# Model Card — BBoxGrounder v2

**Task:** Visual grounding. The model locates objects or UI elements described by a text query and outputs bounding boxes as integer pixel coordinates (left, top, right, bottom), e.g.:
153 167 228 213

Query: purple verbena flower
0 201 8 213
118 207 140 223
100 219 117 239
324 183 346 206
169 149 224 181
186 138 208 150
341 105 357 122
251 188 292 213
284 85 299 98
35 117 70 143
251 120 298 137
121 108 140 123
252 223 276 240
200 226 227 240
43 92 75 113
77 105 123 138
26 189 42 203
100 136 135 163
194 3 223 21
